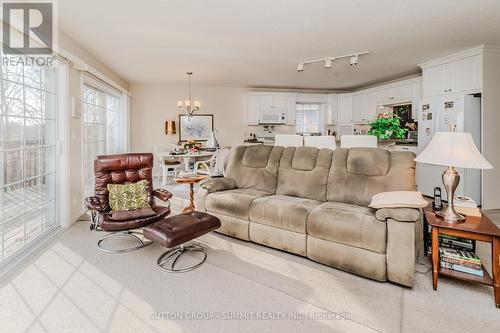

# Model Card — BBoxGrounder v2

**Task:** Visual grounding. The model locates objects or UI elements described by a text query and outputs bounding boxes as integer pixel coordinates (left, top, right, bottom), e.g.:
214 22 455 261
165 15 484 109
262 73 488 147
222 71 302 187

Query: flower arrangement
183 139 199 152
367 113 407 140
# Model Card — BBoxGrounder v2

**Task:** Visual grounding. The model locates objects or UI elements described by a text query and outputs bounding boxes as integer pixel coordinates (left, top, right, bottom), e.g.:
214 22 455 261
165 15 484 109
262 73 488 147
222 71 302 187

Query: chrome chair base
97 231 152 253
157 243 207 273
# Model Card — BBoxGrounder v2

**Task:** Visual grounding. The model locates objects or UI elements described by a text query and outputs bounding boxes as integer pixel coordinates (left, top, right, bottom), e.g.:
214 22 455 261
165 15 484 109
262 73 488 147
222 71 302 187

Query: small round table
174 175 208 212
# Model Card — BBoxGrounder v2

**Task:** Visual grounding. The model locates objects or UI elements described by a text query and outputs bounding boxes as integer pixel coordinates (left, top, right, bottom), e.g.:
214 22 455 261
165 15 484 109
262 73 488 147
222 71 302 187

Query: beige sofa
196 145 422 287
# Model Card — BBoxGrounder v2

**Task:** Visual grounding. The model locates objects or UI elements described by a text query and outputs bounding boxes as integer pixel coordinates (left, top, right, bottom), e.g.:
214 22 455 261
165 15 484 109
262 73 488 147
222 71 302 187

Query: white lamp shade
415 132 492 169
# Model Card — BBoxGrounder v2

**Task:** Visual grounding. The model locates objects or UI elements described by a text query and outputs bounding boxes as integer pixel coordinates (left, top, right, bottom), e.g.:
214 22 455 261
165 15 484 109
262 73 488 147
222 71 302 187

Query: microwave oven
259 112 287 124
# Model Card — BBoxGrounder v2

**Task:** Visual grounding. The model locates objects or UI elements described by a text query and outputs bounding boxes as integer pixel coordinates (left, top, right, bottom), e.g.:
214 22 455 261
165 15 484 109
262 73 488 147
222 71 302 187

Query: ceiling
59 0 500 90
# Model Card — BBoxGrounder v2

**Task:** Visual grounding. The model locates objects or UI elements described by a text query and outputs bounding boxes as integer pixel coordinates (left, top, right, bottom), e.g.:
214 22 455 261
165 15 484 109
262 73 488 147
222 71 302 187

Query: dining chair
154 146 183 185
303 135 336 150
194 146 232 177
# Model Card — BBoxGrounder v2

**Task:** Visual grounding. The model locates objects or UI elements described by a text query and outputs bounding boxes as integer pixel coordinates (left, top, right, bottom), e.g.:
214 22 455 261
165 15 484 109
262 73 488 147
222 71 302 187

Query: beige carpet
1 209 499 332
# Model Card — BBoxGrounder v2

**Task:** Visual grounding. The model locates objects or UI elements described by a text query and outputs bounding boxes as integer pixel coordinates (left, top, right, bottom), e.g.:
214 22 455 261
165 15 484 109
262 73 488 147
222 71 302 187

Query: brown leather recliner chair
85 153 173 253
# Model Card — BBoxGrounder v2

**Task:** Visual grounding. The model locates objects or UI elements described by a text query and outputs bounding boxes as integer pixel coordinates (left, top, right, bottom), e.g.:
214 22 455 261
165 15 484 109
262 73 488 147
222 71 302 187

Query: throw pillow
369 191 429 209
107 180 150 211
200 177 237 193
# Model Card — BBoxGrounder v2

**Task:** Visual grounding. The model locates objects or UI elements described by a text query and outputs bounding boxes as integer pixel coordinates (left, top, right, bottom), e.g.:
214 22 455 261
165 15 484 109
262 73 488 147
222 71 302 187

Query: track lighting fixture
297 51 369 72
350 54 359 66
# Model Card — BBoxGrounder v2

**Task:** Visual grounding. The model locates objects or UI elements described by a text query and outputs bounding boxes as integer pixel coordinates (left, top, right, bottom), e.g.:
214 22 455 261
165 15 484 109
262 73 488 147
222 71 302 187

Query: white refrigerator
417 95 482 204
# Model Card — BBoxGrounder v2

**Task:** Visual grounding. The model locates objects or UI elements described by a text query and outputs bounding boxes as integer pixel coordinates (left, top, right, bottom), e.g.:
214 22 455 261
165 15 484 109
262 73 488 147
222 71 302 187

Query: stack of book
427 234 473 255
439 234 473 250
453 195 481 217
439 247 483 277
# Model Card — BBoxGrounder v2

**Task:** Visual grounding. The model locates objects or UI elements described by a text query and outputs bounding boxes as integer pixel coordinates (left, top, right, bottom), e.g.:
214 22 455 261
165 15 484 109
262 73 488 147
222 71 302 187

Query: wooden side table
174 175 207 212
424 206 500 308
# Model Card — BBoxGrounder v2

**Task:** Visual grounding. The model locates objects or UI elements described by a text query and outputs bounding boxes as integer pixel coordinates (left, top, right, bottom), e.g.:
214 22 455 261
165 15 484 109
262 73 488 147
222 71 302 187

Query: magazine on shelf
440 261 483 277
439 247 481 263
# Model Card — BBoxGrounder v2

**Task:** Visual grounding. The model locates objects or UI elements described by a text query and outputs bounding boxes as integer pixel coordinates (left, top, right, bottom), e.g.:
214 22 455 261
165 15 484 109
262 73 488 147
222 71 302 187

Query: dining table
158 151 213 171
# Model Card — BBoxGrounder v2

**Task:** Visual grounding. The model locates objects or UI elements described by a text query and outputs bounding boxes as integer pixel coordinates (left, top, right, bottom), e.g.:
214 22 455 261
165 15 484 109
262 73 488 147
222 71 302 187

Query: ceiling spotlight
324 58 332 68
350 54 359 66
297 63 304 72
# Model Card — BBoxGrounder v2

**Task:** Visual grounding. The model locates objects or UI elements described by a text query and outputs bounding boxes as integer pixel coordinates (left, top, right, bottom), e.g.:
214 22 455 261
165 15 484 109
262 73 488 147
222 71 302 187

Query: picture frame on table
178 114 214 142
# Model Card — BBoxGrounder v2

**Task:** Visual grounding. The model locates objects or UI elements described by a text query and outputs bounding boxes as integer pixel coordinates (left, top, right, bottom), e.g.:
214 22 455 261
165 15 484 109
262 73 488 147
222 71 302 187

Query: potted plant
367 113 407 140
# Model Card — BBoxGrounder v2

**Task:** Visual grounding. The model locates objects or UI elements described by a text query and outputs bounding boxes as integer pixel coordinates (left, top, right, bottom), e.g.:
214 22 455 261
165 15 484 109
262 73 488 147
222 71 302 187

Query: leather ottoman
144 211 221 272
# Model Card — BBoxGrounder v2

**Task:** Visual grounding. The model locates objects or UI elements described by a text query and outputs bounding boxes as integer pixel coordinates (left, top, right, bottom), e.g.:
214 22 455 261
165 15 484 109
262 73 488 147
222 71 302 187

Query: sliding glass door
82 81 124 199
0 62 58 264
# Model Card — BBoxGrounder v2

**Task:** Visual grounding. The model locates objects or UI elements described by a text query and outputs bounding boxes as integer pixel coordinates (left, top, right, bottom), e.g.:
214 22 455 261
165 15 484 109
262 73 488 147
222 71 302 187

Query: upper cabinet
285 95 297 125
328 78 421 125
337 94 353 123
423 64 449 97
421 54 482 97
450 55 482 93
247 95 260 125
353 92 377 123
246 92 296 125
353 92 376 123
326 94 338 125
376 82 417 105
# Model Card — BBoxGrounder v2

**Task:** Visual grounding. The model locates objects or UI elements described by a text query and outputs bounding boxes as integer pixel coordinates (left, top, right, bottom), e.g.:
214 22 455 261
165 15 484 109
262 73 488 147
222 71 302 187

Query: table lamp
415 130 492 222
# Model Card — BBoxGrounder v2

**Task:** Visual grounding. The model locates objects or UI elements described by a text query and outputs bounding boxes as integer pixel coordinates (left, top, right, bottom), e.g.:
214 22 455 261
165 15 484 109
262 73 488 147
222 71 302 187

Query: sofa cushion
307 202 387 254
224 145 284 193
205 188 271 220
276 147 333 201
249 195 321 233
327 148 416 207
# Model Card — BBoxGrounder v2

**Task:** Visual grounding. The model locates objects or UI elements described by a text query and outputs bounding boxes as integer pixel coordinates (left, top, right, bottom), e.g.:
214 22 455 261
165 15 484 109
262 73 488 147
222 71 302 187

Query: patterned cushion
107 180 150 211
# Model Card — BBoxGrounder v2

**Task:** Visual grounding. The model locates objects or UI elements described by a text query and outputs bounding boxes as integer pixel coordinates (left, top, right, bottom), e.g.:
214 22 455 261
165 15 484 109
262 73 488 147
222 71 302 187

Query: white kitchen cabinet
272 95 287 114
327 94 338 125
353 92 377 123
422 64 449 96
285 95 296 125
376 83 415 104
246 92 297 125
337 94 353 123
450 55 482 93
246 95 260 125
422 55 482 97
258 95 274 114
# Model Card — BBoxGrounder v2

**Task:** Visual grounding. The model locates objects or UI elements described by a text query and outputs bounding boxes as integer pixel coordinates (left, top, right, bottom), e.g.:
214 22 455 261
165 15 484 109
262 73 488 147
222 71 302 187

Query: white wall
129 84 327 153
130 84 250 151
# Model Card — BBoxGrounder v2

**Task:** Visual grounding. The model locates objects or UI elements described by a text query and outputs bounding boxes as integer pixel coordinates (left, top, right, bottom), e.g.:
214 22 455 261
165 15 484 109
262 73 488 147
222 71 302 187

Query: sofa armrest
200 177 236 193
153 189 173 202
375 208 421 223
85 196 106 212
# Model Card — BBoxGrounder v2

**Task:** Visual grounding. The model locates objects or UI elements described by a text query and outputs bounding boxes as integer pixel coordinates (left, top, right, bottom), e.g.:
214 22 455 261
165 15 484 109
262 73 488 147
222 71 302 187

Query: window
0 61 58 263
296 103 323 134
82 79 125 199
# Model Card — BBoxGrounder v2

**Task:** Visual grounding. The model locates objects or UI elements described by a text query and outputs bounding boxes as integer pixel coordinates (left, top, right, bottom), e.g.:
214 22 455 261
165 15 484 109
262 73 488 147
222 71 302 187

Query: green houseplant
367 113 407 140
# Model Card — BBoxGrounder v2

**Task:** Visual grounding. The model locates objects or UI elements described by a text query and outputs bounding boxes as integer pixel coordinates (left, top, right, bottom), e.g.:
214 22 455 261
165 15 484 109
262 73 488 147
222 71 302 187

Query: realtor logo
2 2 53 54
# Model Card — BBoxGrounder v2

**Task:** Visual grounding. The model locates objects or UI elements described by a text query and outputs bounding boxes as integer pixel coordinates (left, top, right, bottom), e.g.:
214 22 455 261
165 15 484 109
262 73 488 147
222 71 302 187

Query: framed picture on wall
178 114 214 142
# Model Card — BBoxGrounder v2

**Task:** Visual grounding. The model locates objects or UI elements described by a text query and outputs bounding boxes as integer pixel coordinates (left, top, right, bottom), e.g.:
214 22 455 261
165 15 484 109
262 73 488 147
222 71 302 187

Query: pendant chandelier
177 72 201 118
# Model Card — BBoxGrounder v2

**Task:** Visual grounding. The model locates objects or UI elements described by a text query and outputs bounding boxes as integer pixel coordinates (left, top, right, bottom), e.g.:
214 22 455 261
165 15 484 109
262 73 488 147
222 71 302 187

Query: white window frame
295 102 326 134
0 58 70 274
80 74 126 202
